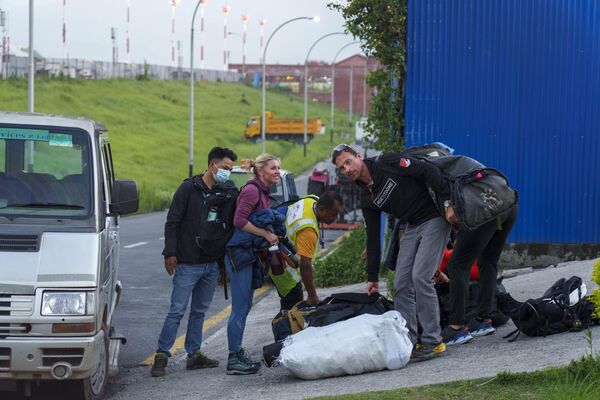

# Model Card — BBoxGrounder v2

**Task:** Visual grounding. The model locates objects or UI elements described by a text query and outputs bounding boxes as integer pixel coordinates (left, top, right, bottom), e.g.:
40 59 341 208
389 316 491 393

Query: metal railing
1 56 240 82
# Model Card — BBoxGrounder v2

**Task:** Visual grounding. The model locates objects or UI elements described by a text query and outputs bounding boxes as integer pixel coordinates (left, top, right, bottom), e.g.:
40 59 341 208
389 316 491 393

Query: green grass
314 227 367 287
0 78 355 212
310 344 600 400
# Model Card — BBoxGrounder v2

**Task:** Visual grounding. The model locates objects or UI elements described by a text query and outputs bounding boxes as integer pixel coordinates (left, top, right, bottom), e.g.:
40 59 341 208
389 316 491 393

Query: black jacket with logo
162 174 221 264
360 154 451 281
362 153 451 225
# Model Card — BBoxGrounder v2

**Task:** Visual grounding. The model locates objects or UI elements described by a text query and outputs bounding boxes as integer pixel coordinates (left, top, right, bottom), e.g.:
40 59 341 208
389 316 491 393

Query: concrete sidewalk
108 259 599 400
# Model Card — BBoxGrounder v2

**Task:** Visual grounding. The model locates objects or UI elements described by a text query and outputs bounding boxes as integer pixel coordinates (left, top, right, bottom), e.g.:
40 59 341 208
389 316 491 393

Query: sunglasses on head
331 144 357 164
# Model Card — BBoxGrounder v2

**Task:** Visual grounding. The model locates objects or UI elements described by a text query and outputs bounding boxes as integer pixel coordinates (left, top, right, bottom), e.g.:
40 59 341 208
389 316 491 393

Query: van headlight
41 292 95 316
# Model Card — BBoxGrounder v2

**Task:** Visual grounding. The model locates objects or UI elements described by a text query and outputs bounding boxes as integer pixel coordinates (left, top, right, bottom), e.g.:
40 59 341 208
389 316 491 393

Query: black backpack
376 148 518 230
264 292 394 367
499 276 596 342
270 292 393 342
194 181 238 258
423 155 518 230
437 278 509 329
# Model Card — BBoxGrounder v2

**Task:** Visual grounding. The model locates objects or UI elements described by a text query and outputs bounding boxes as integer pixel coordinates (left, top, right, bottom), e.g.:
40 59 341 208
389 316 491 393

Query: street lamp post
241 15 249 80
330 41 359 143
261 16 319 154
303 32 346 157
188 0 204 178
28 0 34 113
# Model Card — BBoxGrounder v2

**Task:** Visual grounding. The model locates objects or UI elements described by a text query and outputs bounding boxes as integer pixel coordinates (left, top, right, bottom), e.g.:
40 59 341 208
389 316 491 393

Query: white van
0 112 138 399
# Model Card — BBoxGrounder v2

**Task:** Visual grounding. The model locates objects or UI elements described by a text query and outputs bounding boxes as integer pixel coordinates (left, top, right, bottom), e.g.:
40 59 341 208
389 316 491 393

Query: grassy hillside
0 78 355 212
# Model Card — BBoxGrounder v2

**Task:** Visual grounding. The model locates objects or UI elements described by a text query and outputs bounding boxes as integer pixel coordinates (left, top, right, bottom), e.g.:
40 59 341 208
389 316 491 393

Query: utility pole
0 10 7 79
28 0 34 113
348 65 353 127
126 0 131 63
111 27 118 77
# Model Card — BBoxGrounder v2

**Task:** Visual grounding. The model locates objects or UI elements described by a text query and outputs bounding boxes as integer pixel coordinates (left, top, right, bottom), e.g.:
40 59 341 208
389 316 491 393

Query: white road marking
123 241 148 249
159 237 164 240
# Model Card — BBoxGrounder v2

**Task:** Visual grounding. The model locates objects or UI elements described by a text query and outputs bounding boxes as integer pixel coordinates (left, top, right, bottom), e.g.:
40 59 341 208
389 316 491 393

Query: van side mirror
110 180 139 215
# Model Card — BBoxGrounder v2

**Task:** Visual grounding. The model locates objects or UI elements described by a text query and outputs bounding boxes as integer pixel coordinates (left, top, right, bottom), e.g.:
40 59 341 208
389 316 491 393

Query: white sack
278 310 412 380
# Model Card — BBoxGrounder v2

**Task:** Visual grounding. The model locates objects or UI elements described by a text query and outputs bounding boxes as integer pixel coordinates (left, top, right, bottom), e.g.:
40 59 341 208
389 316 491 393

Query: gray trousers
393 217 450 345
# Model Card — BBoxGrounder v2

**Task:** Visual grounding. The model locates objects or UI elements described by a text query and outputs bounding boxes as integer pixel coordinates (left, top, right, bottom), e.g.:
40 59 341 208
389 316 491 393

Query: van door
99 138 118 325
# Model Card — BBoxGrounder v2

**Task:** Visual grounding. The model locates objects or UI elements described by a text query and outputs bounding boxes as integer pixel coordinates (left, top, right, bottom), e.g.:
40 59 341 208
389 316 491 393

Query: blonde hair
240 153 280 177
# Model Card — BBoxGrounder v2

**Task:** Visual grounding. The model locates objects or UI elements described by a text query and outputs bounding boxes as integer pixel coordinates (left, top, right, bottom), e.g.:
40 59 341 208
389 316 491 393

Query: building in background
230 54 380 115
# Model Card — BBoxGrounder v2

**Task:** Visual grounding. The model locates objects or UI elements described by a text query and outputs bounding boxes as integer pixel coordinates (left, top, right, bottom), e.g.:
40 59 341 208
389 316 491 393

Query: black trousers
278 282 304 311
448 205 518 325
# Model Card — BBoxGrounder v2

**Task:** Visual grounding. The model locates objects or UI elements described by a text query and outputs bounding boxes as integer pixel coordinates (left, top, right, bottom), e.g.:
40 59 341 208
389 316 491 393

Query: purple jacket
233 178 272 229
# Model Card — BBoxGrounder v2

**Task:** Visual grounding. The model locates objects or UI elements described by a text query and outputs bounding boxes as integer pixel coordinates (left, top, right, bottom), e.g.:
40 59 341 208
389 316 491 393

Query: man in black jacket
151 147 238 377
331 144 452 361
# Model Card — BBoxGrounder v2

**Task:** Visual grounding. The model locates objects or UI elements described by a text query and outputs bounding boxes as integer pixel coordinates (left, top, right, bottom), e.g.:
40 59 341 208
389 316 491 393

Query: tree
329 0 407 151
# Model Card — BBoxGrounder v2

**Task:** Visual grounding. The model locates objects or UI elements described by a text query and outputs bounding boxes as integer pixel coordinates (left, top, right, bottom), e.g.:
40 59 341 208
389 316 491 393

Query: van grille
0 234 40 252
41 348 84 367
0 348 10 371
0 295 34 317
0 323 31 337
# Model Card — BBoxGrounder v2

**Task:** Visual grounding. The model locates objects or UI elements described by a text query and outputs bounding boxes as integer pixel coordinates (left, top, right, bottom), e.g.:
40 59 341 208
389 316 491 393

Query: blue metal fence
406 0 600 244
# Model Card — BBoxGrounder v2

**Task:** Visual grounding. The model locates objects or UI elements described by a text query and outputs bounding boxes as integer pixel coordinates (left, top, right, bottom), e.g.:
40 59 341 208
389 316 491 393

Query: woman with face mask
224 154 281 375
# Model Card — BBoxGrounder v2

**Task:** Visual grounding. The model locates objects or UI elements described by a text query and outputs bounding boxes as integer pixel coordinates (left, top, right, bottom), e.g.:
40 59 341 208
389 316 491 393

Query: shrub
591 259 600 321
313 227 367 287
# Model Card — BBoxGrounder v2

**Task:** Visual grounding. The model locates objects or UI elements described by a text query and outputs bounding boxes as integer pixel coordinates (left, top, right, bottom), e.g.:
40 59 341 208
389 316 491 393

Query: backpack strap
243 179 280 207
503 328 521 342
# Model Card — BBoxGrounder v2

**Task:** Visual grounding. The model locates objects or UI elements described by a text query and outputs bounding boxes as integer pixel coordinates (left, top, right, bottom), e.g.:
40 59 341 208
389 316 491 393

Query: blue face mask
214 168 231 183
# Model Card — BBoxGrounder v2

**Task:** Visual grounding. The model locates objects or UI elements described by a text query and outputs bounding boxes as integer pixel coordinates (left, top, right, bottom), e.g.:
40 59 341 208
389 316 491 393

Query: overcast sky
0 0 361 69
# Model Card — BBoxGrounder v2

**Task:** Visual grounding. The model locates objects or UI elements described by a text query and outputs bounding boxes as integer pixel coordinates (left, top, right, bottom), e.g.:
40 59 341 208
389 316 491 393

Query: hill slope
0 79 354 212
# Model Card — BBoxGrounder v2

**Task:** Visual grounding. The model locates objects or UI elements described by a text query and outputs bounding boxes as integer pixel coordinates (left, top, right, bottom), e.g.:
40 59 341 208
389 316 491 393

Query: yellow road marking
142 284 273 365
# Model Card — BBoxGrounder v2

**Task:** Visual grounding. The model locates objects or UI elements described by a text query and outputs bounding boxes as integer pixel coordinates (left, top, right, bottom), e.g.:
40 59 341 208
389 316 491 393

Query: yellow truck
244 112 322 143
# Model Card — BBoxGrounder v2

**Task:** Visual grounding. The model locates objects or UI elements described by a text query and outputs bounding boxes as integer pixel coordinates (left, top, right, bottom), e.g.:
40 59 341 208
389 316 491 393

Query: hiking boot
226 348 260 375
186 350 219 370
467 317 496 337
411 342 446 362
150 352 168 377
441 325 473 346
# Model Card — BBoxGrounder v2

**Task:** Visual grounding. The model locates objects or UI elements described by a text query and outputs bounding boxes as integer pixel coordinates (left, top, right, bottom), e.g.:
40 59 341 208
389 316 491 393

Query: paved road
107 259 600 400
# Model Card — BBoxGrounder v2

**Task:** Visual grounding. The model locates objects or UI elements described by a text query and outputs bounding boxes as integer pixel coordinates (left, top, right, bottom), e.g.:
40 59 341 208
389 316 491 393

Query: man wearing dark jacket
151 147 238 377
331 144 452 361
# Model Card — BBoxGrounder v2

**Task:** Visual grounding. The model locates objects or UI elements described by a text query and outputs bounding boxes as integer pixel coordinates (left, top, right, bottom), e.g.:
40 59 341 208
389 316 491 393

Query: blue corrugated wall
406 0 600 243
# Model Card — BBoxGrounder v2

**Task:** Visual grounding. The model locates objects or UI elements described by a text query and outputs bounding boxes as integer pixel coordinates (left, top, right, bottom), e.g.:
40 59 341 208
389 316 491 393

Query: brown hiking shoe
150 352 168 377
186 350 219 370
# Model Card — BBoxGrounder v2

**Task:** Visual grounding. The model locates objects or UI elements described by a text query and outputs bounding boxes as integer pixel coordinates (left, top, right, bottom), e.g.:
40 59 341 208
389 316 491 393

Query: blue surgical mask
214 168 231 183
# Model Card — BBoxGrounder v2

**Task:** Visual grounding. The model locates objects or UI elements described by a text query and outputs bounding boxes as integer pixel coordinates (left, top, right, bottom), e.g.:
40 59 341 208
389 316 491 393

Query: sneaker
467 318 496 337
411 342 446 362
441 325 473 346
150 352 168 377
226 348 261 375
186 350 219 370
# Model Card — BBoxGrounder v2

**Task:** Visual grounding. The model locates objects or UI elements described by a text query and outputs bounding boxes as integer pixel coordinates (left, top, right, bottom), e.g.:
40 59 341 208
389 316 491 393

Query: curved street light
330 41 360 143
261 16 319 154
302 32 347 157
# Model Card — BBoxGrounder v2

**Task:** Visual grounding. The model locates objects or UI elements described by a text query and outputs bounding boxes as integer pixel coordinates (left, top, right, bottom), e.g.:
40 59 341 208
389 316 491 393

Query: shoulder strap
503 328 521 342
373 154 405 176
243 180 280 207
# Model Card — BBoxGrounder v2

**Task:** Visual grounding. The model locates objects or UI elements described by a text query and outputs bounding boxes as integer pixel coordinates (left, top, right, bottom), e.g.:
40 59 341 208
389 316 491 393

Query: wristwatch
443 200 452 209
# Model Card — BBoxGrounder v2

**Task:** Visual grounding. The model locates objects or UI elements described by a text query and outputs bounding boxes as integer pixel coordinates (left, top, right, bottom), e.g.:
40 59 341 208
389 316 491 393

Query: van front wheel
67 324 110 400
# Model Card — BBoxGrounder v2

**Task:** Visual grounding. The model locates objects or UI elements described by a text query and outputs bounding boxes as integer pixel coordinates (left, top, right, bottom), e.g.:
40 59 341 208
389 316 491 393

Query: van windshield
0 126 92 219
